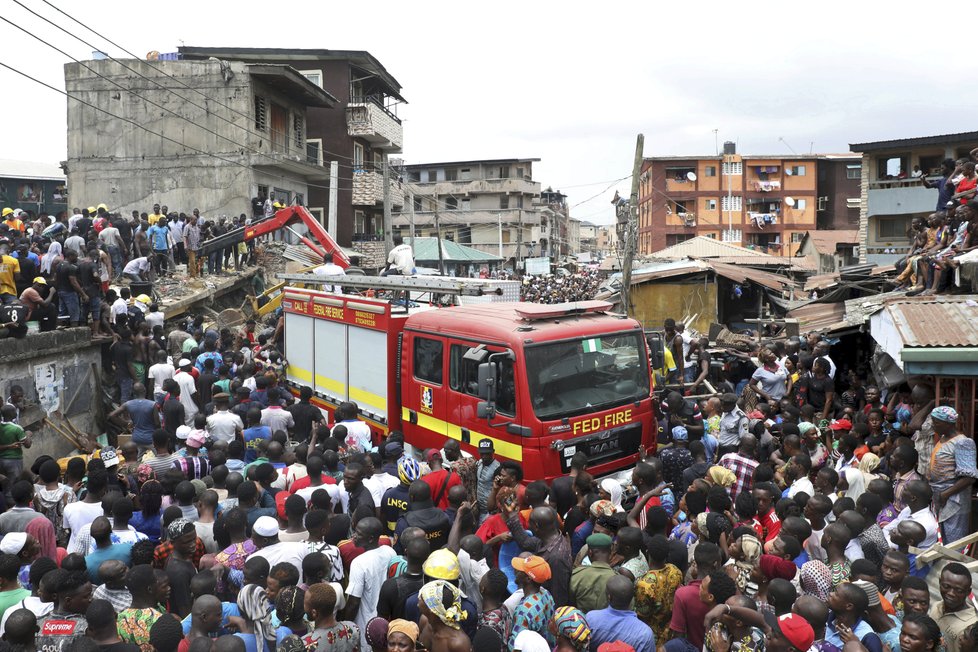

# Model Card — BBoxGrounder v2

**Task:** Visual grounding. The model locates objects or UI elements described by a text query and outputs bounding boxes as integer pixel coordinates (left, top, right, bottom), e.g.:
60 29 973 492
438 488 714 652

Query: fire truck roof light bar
277 273 510 297
513 300 614 321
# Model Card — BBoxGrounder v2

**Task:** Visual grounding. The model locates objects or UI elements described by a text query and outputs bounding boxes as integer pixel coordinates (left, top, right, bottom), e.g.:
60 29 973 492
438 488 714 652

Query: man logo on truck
421 386 434 414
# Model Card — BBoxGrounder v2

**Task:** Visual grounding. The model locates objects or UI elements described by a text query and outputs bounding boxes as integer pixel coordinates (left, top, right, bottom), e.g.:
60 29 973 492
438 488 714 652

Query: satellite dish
784 197 796 208
686 171 697 182
785 168 793 176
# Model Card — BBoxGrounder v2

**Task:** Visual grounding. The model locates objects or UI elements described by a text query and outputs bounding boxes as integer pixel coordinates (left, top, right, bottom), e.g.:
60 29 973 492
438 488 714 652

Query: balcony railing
749 180 781 192
352 170 404 207
346 98 403 151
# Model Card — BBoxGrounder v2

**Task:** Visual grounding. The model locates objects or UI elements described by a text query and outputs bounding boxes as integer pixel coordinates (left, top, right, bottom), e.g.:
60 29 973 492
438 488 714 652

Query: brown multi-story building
638 144 859 257
179 46 405 247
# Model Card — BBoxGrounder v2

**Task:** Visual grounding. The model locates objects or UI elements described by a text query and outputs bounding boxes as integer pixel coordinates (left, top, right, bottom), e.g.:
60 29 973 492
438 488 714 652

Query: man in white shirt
813 341 837 379
312 252 345 292
260 389 294 434
342 517 395 650
381 236 414 276
440 439 472 471
146 351 174 399
206 393 244 443
122 256 151 283
786 454 815 498
883 479 940 548
67 208 82 232
251 516 306 579
333 401 372 452
174 359 199 427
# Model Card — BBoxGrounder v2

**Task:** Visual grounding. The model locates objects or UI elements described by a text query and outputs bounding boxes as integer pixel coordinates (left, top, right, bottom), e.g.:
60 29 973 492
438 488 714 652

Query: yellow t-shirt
0 255 19 296
148 213 162 225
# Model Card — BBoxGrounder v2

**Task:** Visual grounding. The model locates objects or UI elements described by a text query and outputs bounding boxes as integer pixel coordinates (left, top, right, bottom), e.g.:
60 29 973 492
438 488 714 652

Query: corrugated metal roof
786 301 847 333
652 236 770 260
802 230 860 255
406 237 503 263
884 298 978 347
850 130 978 152
0 159 65 180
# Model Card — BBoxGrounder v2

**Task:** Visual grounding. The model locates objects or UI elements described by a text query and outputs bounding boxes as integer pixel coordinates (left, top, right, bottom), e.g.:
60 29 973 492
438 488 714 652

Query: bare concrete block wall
0 329 104 464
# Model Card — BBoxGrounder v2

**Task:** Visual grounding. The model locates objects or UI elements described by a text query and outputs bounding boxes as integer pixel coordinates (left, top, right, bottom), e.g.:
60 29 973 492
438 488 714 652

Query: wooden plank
916 531 978 564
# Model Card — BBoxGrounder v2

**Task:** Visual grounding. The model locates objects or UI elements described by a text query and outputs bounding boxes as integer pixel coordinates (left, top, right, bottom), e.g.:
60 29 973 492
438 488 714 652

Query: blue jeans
60 290 81 323
684 366 696 382
84 295 102 322
664 639 699 652
118 376 133 403
107 245 123 278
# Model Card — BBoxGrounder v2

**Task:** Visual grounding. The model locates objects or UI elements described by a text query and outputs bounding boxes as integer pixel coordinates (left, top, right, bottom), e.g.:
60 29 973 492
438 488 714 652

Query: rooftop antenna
713 129 719 156
778 137 797 155
809 141 815 154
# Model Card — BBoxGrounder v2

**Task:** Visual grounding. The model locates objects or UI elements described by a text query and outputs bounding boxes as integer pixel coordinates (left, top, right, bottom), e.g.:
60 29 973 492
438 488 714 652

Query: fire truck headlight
551 440 565 451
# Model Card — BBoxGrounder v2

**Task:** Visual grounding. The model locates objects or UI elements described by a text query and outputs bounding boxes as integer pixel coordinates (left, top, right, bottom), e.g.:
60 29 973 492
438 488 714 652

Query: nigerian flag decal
582 338 602 353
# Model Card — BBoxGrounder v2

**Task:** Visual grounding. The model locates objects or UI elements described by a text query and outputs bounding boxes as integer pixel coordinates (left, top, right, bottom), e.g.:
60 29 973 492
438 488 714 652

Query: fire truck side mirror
477 401 495 419
477 361 497 401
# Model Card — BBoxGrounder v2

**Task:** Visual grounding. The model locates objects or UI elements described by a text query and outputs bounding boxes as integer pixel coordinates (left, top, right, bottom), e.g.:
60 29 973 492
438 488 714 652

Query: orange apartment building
638 143 859 256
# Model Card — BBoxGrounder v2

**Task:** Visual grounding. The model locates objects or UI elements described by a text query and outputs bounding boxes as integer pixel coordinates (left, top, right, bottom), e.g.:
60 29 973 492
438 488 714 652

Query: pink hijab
26 516 58 562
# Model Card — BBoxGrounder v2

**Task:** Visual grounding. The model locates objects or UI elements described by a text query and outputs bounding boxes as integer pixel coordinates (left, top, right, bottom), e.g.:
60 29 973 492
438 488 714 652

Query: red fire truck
281 275 657 482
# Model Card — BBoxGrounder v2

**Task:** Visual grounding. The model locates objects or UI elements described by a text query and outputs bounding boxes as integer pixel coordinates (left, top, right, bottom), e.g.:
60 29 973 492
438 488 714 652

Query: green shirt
0 423 26 460
0 588 30 620
182 338 198 354
569 561 617 613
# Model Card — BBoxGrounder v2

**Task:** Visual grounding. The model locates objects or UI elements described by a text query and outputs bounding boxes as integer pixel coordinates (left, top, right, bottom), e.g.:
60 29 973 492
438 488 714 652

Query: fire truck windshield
524 332 650 420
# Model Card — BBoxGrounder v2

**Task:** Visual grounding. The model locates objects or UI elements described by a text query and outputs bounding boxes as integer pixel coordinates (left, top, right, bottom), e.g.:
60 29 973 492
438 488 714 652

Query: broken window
254 96 267 132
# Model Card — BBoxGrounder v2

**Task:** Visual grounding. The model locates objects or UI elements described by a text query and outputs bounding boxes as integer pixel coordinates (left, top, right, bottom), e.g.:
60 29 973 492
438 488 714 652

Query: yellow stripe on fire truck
402 407 523 462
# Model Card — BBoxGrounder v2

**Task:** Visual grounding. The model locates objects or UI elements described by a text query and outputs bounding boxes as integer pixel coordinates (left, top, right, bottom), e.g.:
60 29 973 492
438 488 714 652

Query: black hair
28 557 57 589
851 558 879 580
707 570 738 605
149 614 186 652
270 562 300 588
901 612 943 645
481 568 510 602
779 534 801 559
86 599 117 630
499 460 523 482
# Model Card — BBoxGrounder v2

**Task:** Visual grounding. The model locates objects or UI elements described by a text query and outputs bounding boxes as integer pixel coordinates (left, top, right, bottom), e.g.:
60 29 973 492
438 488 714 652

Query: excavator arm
198 206 351 267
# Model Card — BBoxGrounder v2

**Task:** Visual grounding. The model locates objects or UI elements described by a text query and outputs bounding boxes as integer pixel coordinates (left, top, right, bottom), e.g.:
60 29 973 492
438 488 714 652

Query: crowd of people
0 202 262 337
892 158 978 296
517 269 601 304
0 303 967 652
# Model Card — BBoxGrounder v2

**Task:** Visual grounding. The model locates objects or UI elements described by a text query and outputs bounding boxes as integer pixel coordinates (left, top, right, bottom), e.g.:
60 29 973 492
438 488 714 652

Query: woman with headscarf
705 465 737 492
363 617 389 652
386 619 419 652
725 531 762 597
549 606 591 652
799 559 833 601
418 580 470 652
39 241 62 278
236 584 276 652
597 478 624 512
841 467 868 502
273 586 308 647
25 516 61 567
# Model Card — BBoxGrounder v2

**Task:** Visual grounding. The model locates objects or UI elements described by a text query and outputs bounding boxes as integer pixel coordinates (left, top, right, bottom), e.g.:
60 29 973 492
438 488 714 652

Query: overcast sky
0 0 971 224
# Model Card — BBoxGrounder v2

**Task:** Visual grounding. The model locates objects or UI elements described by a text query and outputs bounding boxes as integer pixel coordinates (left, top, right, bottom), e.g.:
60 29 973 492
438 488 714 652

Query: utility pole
620 133 644 317
328 160 338 236
516 209 523 274
497 212 503 259
407 191 416 241
434 209 446 275
382 152 393 252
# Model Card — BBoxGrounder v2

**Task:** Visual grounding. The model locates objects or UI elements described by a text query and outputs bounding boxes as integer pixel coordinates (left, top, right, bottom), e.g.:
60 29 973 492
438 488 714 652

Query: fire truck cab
281 277 656 483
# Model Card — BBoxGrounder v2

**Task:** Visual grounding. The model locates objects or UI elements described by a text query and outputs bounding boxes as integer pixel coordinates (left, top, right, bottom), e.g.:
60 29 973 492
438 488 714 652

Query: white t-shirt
387 244 414 275
195 522 218 553
123 257 151 275
313 262 345 292
362 473 398 507
0 596 52 636
62 501 104 551
206 410 243 443
335 420 372 452
110 298 129 325
148 363 175 391
174 371 198 426
346 545 396 649
252 541 306 579
145 311 165 331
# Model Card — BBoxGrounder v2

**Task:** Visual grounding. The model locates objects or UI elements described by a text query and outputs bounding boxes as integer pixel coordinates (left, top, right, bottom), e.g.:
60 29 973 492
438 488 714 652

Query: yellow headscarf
419 580 468 630
707 465 737 488
387 619 419 643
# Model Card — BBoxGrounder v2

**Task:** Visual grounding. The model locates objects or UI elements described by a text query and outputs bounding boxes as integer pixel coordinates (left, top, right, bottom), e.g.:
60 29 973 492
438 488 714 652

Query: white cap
0 533 26 555
253 516 279 538
176 425 192 440
178 358 191 367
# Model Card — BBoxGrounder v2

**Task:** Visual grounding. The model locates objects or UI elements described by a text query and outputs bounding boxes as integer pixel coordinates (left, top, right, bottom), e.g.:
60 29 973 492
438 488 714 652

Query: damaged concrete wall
0 329 104 465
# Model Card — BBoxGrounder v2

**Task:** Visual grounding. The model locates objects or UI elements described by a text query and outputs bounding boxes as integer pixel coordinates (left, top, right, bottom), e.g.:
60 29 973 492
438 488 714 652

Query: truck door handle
407 410 418 424
460 428 470 444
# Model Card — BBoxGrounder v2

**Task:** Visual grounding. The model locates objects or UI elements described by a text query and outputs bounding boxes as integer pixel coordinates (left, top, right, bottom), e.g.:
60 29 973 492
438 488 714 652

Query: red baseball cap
764 612 814 651
828 418 852 431
425 449 442 463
